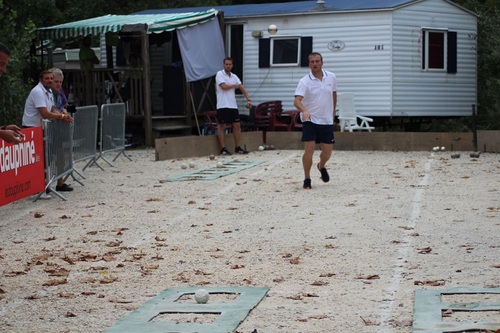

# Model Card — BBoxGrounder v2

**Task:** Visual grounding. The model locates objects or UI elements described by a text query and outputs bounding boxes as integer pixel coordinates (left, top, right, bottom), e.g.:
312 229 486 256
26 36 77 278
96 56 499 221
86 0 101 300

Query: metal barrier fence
30 103 132 201
34 119 83 201
73 105 99 172
97 103 131 166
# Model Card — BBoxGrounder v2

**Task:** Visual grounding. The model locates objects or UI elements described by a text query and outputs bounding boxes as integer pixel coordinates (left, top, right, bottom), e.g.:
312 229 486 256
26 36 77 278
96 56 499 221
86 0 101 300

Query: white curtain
177 18 226 82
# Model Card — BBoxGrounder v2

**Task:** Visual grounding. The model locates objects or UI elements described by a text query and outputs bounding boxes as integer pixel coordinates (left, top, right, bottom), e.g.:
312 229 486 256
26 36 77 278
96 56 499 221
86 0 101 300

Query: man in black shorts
215 57 252 155
294 52 337 189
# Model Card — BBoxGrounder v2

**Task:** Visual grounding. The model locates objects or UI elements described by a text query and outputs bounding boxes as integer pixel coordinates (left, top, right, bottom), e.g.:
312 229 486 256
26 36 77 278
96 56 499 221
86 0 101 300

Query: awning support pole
189 87 201 136
141 25 153 146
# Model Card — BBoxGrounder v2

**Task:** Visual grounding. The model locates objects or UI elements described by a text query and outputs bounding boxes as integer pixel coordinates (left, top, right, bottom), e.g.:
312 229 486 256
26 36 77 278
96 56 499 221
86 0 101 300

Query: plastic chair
278 110 299 131
202 111 218 135
240 106 255 132
253 101 282 143
289 111 303 131
337 93 375 132
270 104 292 131
253 101 273 130
202 111 232 135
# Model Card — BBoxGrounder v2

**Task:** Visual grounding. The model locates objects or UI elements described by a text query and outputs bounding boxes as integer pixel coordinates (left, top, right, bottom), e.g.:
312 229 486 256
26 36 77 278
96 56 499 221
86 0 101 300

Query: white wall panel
228 0 476 117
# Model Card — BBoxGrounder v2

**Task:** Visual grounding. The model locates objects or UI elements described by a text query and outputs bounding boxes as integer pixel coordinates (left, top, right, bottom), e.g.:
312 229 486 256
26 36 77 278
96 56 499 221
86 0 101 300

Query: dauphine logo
327 40 345 51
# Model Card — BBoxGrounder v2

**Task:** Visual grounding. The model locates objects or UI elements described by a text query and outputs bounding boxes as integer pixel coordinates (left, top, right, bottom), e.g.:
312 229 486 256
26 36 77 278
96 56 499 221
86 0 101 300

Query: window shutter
300 37 313 67
447 31 457 74
258 38 270 68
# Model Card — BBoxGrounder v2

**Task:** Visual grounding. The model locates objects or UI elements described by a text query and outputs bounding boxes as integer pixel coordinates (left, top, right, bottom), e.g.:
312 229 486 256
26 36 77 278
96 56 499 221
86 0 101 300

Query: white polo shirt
295 70 337 125
215 70 241 109
22 82 54 127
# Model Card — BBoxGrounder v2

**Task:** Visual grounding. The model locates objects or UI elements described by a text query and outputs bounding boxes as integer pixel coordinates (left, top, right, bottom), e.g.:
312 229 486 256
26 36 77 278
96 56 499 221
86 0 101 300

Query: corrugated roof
37 9 218 39
135 0 417 18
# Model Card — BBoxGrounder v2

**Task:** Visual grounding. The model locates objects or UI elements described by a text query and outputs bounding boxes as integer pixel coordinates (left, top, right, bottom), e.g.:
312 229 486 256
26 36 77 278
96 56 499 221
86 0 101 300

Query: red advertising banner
0 127 45 206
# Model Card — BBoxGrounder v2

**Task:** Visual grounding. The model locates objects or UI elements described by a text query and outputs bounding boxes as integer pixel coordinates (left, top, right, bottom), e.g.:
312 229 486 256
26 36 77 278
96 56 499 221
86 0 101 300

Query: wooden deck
64 68 144 117
63 68 198 141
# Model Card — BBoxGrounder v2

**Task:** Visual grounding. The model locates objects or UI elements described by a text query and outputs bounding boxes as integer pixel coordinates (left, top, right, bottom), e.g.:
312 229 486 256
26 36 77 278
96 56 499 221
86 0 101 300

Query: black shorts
217 108 240 124
301 121 335 144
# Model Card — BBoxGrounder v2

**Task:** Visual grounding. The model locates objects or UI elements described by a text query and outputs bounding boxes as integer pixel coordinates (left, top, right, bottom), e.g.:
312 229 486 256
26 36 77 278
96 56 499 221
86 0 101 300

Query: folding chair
337 93 375 132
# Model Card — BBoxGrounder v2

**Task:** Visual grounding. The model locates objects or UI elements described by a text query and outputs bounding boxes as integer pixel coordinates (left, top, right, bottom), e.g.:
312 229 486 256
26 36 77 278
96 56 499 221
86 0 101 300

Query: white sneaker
39 192 52 200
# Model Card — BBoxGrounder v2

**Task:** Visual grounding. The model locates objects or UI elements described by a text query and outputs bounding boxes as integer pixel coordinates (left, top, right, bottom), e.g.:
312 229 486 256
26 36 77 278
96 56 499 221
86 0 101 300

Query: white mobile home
141 0 477 119
38 0 477 144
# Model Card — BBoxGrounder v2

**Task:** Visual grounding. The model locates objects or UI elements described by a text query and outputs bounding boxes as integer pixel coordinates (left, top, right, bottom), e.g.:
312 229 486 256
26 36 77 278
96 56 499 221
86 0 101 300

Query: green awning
37 9 218 39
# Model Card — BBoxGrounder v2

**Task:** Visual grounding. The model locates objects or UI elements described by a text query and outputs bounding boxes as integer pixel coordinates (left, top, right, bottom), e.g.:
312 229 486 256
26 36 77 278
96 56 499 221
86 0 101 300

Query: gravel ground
0 148 499 333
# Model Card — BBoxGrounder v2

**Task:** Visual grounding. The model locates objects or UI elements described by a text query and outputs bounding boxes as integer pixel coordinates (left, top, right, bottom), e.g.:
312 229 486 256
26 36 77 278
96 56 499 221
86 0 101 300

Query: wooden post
141 25 153 147
472 104 478 152
189 88 201 136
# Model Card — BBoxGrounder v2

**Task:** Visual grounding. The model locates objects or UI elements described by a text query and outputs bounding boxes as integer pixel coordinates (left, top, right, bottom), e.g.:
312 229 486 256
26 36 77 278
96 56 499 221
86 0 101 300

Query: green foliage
1 0 498 130
16 0 236 25
452 0 500 129
0 0 36 126
476 5 500 129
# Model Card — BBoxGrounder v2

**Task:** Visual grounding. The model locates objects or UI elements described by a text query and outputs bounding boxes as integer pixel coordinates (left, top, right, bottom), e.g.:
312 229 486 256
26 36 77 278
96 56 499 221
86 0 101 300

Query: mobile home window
271 37 300 66
422 29 457 73
259 36 312 68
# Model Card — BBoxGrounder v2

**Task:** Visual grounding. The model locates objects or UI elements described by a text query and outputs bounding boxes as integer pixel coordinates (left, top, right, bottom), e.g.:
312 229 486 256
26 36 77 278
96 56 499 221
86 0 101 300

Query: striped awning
37 9 218 39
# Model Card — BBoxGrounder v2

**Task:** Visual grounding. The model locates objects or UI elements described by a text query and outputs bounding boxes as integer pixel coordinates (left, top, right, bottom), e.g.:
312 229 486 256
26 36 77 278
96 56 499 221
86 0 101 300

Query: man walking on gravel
294 52 337 190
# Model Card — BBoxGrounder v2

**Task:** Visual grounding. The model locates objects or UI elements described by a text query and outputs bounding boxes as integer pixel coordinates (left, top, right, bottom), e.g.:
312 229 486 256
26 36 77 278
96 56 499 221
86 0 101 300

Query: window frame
422 28 448 71
259 36 312 68
270 35 302 67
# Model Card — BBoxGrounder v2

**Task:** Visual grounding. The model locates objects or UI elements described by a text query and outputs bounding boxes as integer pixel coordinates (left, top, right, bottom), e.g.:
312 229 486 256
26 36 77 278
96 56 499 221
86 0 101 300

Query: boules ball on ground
194 289 209 304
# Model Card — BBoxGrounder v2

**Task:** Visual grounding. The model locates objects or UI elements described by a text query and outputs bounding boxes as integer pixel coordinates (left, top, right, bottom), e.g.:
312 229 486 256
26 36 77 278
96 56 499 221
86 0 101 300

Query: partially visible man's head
49 68 64 92
82 35 92 47
223 57 233 73
0 42 11 77
308 52 324 72
39 70 54 89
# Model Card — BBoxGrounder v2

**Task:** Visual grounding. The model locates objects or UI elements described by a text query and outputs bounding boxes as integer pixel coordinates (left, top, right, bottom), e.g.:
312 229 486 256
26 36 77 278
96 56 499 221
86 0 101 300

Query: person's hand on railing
61 111 74 124
0 125 25 143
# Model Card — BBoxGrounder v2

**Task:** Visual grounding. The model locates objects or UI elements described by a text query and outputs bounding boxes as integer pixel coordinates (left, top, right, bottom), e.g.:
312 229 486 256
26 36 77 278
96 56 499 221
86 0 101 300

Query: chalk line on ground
378 155 433 327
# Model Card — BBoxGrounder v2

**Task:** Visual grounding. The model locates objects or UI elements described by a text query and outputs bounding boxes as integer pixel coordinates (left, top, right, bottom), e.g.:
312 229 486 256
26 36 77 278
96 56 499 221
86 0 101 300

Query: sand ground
0 148 499 333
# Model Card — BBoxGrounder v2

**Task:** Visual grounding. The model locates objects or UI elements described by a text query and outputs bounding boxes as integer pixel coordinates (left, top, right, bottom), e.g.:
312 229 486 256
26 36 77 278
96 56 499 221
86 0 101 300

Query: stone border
155 130 499 161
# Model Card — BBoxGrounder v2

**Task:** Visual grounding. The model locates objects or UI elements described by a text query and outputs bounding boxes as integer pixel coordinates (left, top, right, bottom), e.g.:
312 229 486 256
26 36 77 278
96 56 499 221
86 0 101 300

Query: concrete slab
413 287 500 333
164 160 265 181
105 286 269 333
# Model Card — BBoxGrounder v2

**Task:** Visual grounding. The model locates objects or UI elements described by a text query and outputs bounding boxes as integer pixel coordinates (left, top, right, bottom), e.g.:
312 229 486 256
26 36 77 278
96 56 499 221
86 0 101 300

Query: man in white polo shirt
22 70 73 199
215 57 252 155
22 70 72 127
294 52 337 190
